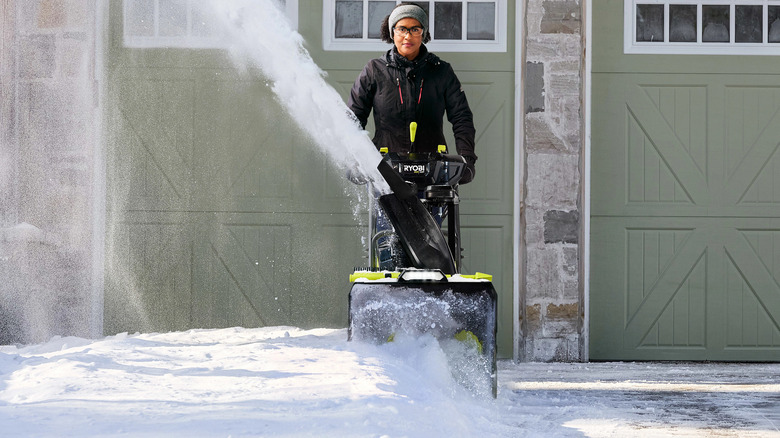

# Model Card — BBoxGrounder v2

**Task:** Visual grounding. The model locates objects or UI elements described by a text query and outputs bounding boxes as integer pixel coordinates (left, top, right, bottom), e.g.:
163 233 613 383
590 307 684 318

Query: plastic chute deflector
376 159 456 274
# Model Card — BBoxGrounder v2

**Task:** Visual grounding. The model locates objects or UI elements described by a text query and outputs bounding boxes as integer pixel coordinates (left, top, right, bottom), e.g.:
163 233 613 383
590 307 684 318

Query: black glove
460 157 476 184
346 165 370 185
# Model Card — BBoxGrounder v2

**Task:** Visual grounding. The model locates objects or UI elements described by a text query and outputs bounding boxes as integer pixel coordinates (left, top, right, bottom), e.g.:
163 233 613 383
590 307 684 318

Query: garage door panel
724 250 780 349
725 86 780 180
627 108 696 205
593 76 713 216
641 85 708 176
194 222 293 328
626 86 709 204
723 231 780 345
195 79 299 209
626 228 695 318
624 233 707 347
104 220 195 335
743 230 780 285
116 80 197 208
724 87 780 207
639 261 707 349
593 218 780 359
730 136 780 208
459 216 514 357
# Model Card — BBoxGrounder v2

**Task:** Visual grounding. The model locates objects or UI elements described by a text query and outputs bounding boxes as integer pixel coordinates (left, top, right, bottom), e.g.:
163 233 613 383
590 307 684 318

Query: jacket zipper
398 77 424 105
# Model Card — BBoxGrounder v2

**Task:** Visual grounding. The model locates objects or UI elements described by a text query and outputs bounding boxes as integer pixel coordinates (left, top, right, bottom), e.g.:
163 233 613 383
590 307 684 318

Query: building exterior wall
522 0 584 361
1 0 588 362
0 0 100 343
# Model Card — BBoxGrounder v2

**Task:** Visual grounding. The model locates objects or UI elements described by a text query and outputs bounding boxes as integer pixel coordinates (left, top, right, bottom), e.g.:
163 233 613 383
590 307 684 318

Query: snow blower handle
409 122 417 152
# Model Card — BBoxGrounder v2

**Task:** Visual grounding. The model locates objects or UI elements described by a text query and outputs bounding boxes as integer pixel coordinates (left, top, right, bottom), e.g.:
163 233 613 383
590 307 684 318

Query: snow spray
0 2 102 344
208 0 390 194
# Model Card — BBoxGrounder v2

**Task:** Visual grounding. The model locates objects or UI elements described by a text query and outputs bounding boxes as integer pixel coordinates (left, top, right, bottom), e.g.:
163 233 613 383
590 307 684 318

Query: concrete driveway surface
498 361 780 437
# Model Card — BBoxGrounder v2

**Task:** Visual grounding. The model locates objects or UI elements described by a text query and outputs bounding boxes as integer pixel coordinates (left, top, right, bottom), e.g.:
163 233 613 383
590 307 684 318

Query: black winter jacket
348 45 477 172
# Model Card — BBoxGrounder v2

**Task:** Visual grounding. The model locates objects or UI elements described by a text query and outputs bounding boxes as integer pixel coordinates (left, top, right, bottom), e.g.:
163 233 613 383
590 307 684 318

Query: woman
348 2 477 184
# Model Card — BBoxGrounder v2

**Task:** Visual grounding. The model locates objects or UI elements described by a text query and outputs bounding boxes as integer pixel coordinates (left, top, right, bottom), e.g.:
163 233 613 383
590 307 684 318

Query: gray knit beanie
388 4 428 34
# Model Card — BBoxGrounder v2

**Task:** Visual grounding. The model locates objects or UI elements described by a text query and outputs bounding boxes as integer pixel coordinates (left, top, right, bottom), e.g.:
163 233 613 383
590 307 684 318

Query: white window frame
123 0 299 49
625 0 780 55
322 0 507 52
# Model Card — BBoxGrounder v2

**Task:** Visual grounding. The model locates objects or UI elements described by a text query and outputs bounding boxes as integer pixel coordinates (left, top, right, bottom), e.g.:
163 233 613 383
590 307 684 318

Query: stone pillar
522 0 584 361
1 0 18 227
0 0 100 344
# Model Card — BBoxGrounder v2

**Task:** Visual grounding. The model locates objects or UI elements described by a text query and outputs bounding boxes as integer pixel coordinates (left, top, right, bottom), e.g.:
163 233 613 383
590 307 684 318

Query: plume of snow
207 0 389 193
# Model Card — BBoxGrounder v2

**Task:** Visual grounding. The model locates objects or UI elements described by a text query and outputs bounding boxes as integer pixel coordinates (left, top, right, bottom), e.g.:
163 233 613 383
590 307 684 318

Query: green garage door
591 1 780 360
104 3 366 334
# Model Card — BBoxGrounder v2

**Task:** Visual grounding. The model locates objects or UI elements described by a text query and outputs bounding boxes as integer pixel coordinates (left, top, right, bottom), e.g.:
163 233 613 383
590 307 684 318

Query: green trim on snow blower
349 271 493 282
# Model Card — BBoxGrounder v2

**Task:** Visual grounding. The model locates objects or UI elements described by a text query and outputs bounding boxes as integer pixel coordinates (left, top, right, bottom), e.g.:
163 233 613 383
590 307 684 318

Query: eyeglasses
393 26 423 36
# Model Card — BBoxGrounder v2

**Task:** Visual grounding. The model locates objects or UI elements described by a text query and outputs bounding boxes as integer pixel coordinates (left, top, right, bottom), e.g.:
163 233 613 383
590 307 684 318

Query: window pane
770 6 780 43
669 4 696 42
702 5 729 43
467 2 495 40
368 1 395 38
335 0 363 39
636 4 664 42
435 2 462 40
735 5 762 43
410 2 430 16
126 0 155 37
159 0 187 38
191 2 217 38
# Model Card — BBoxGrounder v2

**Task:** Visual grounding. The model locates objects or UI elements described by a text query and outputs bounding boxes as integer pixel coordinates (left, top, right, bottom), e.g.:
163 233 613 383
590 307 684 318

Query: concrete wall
0 0 100 344
522 0 584 361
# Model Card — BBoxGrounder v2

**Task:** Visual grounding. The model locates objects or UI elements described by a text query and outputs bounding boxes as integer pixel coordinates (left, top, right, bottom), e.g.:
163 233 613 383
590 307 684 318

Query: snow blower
348 123 498 397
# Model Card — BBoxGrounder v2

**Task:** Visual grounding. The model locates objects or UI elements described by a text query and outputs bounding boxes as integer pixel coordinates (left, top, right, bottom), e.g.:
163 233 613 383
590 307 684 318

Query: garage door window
324 0 507 52
626 1 780 55
123 0 299 48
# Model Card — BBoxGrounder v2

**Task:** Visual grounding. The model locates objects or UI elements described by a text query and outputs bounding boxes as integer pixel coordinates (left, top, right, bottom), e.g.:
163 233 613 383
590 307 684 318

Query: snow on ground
1 327 779 437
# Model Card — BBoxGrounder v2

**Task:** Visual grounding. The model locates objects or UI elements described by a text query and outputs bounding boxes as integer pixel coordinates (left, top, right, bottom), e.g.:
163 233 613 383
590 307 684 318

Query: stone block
543 209 579 244
562 246 578 276
563 278 579 301
524 206 545 248
525 246 561 301
63 0 90 28
526 336 569 362
547 302 578 320
526 113 568 154
525 61 545 113
525 334 581 362
527 34 582 61
526 153 580 210
0 237 93 344
541 0 581 34
547 94 582 146
59 33 89 77
544 302 578 338
19 82 91 155
37 0 66 29
548 72 581 99
524 303 542 336
547 59 582 75
19 34 56 79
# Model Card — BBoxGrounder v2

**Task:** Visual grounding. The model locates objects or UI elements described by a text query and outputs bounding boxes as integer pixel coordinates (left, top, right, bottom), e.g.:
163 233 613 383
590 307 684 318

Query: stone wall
522 0 584 361
0 0 100 343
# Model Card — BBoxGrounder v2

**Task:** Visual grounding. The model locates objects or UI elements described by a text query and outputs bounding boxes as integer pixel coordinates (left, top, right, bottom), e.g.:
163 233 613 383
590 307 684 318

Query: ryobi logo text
402 164 426 174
